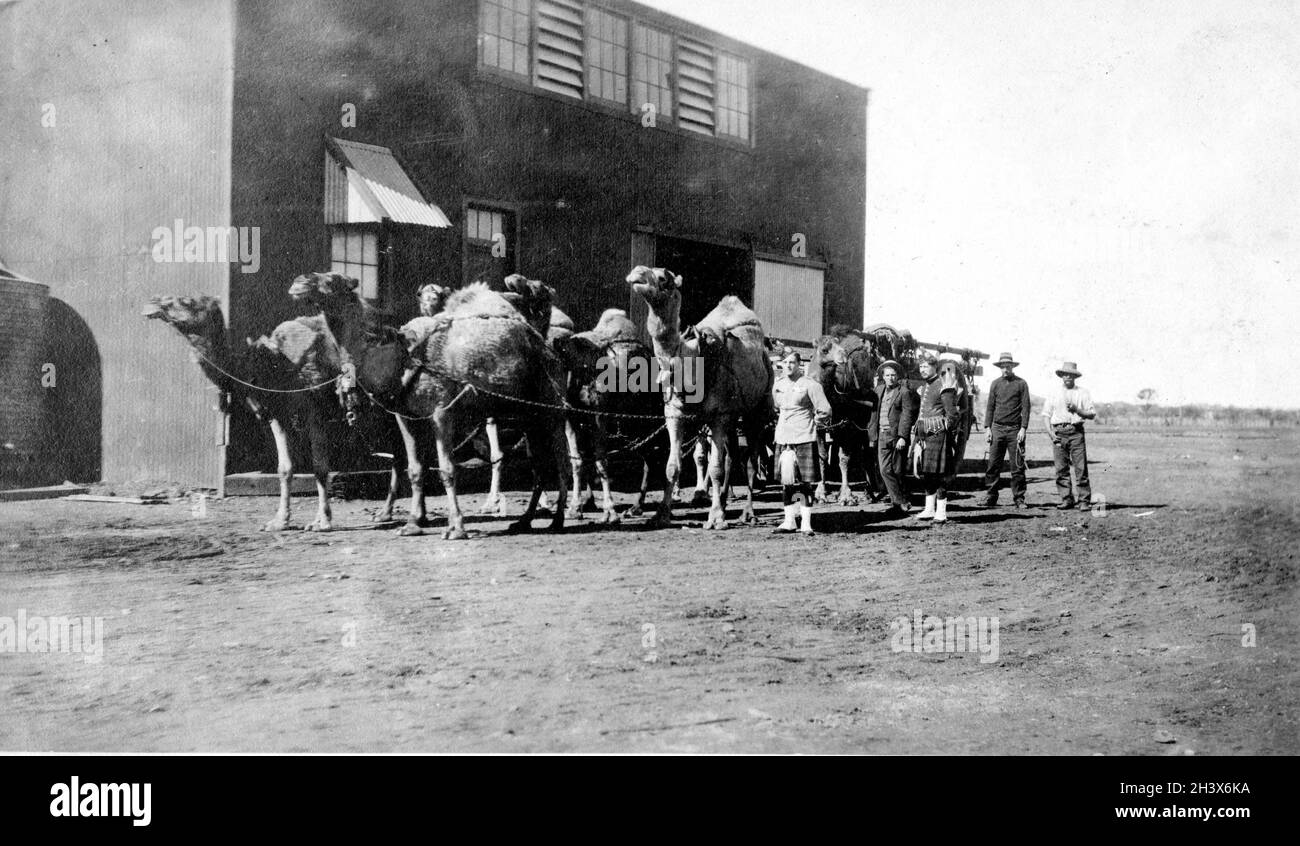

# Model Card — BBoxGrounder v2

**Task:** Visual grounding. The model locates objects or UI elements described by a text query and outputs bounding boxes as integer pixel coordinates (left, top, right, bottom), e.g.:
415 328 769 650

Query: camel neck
323 299 370 361
644 303 683 359
185 322 235 391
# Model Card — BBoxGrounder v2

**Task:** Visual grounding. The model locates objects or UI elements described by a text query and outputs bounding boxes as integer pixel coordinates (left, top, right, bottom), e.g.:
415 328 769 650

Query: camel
418 282 514 518
399 283 570 538
143 295 405 532
554 308 668 522
295 272 570 538
474 275 575 517
627 265 774 529
809 327 885 505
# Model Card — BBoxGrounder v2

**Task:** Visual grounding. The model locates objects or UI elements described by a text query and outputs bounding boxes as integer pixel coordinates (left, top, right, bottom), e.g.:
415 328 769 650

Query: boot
773 504 798 533
916 494 936 520
933 497 949 524
799 503 815 536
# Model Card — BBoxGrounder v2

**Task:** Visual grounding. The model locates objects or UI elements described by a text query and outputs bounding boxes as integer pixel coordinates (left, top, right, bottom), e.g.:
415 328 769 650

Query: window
464 204 516 287
330 226 380 300
585 6 627 105
676 37 715 136
480 0 530 77
716 51 750 140
632 22 673 121
475 2 753 145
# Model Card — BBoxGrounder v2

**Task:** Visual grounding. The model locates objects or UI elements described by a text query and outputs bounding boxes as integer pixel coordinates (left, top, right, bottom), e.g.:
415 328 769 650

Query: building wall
228 0 865 468
0 0 234 486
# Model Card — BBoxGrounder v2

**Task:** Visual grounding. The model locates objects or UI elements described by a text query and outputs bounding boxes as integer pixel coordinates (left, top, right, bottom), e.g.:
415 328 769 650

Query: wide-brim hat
994 352 1019 368
878 359 902 375
1055 361 1082 377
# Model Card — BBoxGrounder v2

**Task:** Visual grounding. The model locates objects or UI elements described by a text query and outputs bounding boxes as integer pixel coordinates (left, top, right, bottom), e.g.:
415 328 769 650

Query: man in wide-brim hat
981 352 1031 508
1041 361 1096 510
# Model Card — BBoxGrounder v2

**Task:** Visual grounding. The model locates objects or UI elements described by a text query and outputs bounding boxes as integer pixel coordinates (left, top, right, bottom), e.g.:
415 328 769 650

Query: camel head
626 265 682 314
417 283 451 317
288 271 360 311
143 295 226 340
501 273 556 336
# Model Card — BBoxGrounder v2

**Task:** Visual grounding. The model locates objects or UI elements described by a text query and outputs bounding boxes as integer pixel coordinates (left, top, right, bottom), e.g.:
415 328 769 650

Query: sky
645 0 1300 407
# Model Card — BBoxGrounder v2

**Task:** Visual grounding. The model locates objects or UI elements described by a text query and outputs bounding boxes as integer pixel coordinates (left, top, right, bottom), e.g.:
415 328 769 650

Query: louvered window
632 22 673 121
479 0 530 77
585 6 628 105
676 37 715 136
716 51 750 140
535 0 585 100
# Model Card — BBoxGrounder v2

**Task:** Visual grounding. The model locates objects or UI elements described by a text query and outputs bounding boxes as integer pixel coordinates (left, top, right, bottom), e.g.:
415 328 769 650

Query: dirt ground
1 427 1296 753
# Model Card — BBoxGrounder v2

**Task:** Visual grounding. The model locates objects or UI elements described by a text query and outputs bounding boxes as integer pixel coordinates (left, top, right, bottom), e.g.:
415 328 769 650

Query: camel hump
441 282 520 321
698 295 764 337
591 308 639 343
269 318 332 364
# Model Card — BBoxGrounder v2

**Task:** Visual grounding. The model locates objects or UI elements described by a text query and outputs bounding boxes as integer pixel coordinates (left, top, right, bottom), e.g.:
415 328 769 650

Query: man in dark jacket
875 360 918 517
981 352 1031 507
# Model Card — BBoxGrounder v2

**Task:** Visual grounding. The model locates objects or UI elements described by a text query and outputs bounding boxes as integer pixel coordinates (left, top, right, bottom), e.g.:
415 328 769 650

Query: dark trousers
1052 423 1091 504
983 424 1026 501
878 438 909 507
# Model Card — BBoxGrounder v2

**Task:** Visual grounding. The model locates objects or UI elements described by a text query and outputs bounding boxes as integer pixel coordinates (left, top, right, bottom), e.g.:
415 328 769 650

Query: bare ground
1 427 1296 753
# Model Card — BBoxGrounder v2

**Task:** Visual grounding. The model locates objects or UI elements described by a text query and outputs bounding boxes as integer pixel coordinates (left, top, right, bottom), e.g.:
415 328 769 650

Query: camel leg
508 428 546 534
703 425 730 530
396 416 430 536
480 419 508 517
838 440 860 506
589 418 618 523
304 411 333 532
650 417 682 527
375 460 400 522
376 423 423 523
433 409 468 540
595 452 618 524
690 437 710 506
815 435 831 503
736 427 760 525
263 418 293 531
565 421 585 521
629 460 650 517
547 420 570 531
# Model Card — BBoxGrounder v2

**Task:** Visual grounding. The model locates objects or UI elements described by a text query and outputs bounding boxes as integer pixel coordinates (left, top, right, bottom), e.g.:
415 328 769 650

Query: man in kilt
911 354 960 524
772 348 832 535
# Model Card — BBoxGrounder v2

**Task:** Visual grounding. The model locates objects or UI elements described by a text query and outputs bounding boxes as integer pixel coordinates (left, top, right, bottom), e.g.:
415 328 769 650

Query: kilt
914 429 954 476
777 442 821 484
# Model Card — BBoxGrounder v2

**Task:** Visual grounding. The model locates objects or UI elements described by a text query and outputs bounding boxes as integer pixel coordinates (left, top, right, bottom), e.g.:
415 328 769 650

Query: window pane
362 232 377 265
331 231 345 262
480 0 530 76
347 230 362 262
586 6 628 104
361 266 379 300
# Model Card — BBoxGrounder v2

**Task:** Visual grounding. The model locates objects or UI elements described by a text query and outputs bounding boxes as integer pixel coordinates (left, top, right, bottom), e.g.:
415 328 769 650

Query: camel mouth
141 301 166 318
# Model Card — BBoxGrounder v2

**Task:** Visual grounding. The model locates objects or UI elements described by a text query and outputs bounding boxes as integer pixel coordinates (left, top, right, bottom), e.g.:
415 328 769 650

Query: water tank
0 272 49 488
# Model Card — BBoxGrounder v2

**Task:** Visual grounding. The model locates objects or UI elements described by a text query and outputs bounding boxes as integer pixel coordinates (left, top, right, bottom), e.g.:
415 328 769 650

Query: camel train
147 266 906 538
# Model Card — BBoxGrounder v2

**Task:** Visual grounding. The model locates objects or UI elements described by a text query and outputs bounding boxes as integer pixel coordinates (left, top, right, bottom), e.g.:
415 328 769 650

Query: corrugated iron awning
325 137 451 228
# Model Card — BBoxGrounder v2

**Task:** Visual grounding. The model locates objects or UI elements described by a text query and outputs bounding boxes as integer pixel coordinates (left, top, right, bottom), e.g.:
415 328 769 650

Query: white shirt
1042 384 1095 425
773 375 832 444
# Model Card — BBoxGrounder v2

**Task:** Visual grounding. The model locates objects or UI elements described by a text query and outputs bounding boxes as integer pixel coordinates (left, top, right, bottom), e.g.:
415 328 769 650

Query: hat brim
996 360 1019 368
1055 369 1081 377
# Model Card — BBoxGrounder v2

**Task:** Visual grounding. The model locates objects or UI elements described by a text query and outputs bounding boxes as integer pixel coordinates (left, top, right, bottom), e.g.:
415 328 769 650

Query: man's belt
1053 422 1082 431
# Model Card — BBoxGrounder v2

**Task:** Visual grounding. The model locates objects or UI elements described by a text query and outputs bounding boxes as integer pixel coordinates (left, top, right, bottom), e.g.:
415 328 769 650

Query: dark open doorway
654 236 753 326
